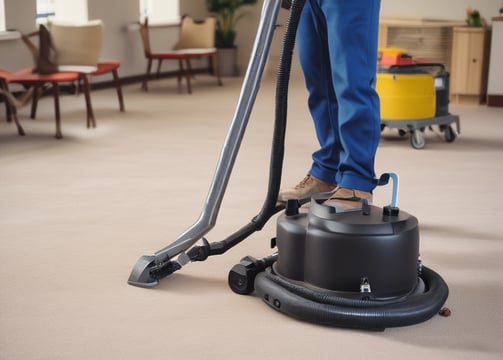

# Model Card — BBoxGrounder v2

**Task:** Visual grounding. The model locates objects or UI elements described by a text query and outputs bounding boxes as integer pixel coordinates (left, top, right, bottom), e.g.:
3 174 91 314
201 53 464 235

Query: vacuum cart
128 0 449 330
377 49 460 149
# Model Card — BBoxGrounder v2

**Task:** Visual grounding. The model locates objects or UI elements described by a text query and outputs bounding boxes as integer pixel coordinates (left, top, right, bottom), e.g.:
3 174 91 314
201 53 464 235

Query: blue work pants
297 0 381 192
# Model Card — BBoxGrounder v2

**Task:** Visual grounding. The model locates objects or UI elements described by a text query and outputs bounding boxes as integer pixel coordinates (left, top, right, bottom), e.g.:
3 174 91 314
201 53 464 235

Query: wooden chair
19 27 94 137
1 66 82 139
20 21 124 134
49 20 125 112
138 16 222 94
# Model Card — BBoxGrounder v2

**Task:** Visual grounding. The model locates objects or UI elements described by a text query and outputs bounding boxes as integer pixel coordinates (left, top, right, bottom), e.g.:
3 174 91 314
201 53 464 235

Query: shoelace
328 189 362 203
294 175 314 190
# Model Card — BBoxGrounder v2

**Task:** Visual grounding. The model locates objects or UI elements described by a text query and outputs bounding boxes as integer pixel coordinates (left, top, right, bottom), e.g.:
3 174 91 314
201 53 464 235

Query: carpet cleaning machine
377 49 461 149
128 0 449 330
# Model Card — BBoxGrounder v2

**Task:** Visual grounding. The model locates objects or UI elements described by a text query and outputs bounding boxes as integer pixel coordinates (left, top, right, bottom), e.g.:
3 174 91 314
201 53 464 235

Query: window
0 0 6 31
37 0 88 24
140 0 180 24
36 0 55 24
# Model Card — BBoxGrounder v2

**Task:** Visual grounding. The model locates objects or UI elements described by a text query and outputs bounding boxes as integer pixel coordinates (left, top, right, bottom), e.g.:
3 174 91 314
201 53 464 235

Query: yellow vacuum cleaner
377 49 460 149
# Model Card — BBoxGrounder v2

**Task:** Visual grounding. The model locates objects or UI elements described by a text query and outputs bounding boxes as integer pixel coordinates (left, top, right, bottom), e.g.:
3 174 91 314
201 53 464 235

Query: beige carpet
1 73 502 360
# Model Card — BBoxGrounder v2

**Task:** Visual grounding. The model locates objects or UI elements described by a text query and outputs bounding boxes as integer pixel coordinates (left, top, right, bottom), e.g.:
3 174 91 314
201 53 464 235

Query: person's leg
279 0 381 203
296 0 340 186
321 0 381 193
278 0 340 202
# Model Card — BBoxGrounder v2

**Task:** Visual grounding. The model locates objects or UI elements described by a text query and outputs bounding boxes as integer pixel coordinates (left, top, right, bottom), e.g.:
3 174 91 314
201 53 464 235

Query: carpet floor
1 73 502 360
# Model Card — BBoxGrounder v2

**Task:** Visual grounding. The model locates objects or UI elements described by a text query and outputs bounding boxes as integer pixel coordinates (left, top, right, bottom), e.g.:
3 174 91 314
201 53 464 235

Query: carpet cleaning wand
128 0 295 288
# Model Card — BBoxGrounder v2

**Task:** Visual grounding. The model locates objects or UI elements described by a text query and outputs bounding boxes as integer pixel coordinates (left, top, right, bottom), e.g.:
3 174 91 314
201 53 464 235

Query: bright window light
140 0 180 24
37 0 88 24
36 0 55 24
0 0 6 31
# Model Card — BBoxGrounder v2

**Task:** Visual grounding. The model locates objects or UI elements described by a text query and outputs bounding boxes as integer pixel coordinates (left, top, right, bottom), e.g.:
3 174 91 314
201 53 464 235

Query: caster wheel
444 125 456 143
228 261 256 295
411 130 425 149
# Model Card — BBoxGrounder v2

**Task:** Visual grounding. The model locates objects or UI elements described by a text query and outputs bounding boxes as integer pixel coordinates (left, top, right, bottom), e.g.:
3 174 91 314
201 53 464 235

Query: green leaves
207 0 258 48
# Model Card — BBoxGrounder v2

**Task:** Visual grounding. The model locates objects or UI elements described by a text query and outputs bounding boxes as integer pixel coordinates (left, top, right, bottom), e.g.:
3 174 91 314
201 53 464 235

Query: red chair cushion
91 61 120 76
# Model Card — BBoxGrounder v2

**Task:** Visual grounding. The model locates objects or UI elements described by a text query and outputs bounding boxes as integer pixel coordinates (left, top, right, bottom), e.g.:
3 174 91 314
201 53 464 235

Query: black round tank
275 201 420 298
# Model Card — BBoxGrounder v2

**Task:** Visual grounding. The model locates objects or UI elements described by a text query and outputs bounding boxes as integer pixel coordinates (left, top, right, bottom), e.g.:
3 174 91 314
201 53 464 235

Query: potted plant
207 0 258 76
465 7 485 27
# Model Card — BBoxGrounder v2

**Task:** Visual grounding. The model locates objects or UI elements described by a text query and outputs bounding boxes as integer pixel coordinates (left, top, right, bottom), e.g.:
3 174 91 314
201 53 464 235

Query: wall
487 18 503 101
86 0 143 78
381 0 500 21
1 0 36 71
1 0 502 80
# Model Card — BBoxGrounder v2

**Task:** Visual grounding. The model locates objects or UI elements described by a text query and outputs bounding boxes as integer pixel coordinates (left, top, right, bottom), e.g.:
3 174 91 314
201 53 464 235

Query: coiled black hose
255 266 449 329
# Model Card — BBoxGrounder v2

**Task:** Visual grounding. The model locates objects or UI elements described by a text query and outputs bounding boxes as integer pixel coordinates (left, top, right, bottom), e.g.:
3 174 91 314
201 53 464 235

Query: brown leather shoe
323 187 373 211
278 174 336 202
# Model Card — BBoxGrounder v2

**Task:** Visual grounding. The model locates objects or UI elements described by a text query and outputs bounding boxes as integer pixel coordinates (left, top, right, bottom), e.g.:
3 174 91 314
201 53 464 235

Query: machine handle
374 172 400 209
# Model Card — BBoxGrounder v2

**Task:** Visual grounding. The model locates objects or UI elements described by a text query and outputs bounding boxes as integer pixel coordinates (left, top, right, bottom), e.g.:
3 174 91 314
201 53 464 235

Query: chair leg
81 74 96 129
176 60 183 92
52 82 63 139
185 59 195 79
156 59 163 78
1 82 12 123
179 59 192 94
2 99 25 136
30 85 41 119
0 85 33 136
5 100 12 123
112 69 125 112
142 59 153 91
11 110 25 136
4 98 11 123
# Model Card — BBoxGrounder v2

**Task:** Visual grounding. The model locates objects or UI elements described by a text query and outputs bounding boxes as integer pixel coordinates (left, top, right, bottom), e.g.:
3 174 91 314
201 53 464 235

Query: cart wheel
444 125 456 143
411 130 425 149
398 129 407 137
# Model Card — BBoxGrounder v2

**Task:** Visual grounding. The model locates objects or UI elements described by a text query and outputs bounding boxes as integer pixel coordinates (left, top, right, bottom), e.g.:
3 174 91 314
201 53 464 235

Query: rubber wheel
398 129 407 137
444 125 456 143
410 130 425 149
